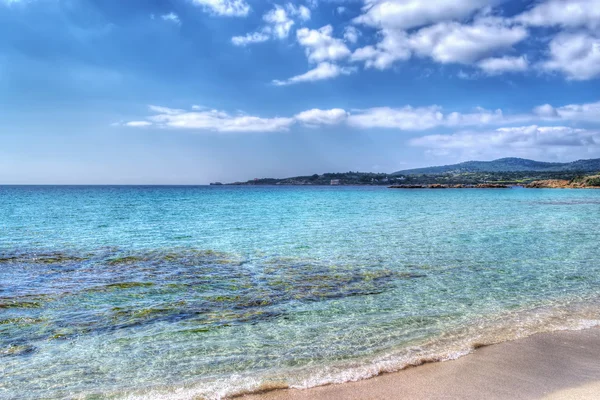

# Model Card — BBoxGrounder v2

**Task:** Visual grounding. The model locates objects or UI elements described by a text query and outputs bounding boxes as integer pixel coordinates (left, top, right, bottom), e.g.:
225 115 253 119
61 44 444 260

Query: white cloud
337 6 347 14
445 107 508 126
191 0 250 17
347 105 518 130
295 108 348 126
263 5 295 39
348 106 445 130
297 25 351 63
232 32 269 46
149 105 185 115
532 104 558 118
125 121 152 127
534 100 600 123
541 32 600 80
161 12 181 25
516 0 600 30
351 46 380 65
273 62 356 85
343 26 360 44
351 16 527 70
478 55 528 74
125 100 600 133
138 106 294 132
351 31 412 70
232 3 311 46
409 17 528 65
354 0 491 30
410 125 600 160
286 3 311 21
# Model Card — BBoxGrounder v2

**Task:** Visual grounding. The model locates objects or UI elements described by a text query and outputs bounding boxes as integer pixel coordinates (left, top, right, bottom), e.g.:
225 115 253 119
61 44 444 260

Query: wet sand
240 327 600 400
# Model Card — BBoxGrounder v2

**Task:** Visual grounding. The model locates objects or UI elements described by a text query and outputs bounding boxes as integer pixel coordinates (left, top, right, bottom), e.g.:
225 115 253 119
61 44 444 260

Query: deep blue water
1 186 600 399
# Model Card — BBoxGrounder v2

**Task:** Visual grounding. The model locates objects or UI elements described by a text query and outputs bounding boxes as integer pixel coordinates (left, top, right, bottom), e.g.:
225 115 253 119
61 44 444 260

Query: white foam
114 299 600 400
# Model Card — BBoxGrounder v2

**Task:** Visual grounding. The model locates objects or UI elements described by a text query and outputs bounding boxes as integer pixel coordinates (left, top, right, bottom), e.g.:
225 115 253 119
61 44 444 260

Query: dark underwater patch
0 247 424 344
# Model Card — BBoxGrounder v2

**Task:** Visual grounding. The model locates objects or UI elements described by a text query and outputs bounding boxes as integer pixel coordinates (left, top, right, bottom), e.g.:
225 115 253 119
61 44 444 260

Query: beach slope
241 328 600 400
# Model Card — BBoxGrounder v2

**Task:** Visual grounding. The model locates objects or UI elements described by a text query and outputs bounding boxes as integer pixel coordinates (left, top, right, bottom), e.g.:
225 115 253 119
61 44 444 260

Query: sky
1 0 600 184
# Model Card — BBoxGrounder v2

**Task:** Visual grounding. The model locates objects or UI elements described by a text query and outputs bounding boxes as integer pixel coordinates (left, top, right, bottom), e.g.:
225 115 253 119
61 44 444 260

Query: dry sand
239 327 600 400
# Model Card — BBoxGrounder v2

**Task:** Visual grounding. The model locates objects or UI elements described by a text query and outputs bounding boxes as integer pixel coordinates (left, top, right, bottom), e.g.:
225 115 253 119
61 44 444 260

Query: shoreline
239 327 600 400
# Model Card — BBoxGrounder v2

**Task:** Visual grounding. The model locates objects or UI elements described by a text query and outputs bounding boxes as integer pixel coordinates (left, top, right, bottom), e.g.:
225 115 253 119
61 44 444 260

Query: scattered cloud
148 105 185 115
541 32 600 80
347 106 514 130
348 106 444 130
351 29 411 69
534 100 600 123
222 0 600 82
263 5 295 39
125 121 152 127
410 125 600 159
409 17 528 65
124 100 600 132
445 107 510 126
286 3 311 21
141 106 294 132
190 0 250 17
231 3 311 46
273 62 356 85
297 25 351 63
295 108 348 126
161 12 181 25
516 0 600 30
351 16 527 70
343 26 360 44
478 55 528 75
354 0 491 31
457 69 477 80
232 32 269 46
532 103 558 118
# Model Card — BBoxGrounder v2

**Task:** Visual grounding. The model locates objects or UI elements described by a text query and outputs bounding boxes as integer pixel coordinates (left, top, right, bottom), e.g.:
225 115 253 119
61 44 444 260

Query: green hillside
393 157 600 175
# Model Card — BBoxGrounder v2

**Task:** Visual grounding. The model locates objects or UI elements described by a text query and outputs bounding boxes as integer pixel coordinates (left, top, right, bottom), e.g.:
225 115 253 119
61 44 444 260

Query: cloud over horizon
124 100 600 134
410 125 600 160
4 0 600 183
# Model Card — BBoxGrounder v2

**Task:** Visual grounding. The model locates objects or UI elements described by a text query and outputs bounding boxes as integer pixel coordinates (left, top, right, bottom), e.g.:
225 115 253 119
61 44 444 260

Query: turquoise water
1 186 600 399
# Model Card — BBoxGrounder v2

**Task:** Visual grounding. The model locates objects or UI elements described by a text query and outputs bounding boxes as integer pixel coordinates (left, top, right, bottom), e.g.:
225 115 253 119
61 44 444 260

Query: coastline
239 327 600 400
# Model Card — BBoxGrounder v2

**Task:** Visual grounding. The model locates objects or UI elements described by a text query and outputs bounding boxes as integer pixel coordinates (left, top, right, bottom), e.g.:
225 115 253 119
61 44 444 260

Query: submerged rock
1 344 36 357
0 300 42 309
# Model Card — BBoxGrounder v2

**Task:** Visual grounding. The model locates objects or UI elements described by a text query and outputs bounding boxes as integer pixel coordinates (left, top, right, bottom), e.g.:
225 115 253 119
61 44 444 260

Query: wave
4 246 600 399
114 296 600 400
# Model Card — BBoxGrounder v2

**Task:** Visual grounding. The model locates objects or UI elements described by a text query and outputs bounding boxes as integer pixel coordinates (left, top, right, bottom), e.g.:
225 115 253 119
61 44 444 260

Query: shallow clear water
1 186 600 399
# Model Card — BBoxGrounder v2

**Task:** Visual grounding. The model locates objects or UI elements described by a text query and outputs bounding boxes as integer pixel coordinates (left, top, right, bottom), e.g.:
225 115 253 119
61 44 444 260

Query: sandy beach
240 327 600 400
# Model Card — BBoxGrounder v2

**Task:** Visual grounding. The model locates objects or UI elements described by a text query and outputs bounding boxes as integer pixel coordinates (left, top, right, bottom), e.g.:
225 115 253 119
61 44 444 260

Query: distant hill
393 158 600 175
227 158 600 186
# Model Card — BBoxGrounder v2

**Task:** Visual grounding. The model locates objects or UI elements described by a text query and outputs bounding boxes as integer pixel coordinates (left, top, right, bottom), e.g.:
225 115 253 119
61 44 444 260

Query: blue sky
2 0 600 184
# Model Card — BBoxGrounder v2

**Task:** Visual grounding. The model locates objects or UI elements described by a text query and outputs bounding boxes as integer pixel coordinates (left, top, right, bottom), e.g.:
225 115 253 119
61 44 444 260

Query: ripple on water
2 186 600 399
1 247 418 355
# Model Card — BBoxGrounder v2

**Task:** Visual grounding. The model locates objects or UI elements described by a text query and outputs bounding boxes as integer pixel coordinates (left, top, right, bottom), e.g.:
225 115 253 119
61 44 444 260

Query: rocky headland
388 183 511 189
525 175 600 189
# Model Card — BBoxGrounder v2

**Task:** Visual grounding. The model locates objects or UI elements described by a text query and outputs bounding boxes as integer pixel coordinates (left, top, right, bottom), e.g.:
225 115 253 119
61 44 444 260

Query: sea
1 185 600 399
